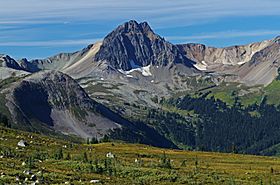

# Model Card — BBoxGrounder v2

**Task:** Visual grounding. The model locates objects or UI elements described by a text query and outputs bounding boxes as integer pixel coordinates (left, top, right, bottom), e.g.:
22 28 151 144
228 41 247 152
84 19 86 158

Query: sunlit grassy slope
1 126 280 185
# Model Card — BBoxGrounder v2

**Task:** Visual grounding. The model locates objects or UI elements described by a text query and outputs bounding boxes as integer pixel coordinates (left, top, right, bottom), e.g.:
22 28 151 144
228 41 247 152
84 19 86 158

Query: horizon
0 0 280 59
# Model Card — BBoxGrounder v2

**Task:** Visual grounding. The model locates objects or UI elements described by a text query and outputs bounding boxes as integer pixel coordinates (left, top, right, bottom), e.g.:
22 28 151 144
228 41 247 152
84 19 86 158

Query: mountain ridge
1 20 279 87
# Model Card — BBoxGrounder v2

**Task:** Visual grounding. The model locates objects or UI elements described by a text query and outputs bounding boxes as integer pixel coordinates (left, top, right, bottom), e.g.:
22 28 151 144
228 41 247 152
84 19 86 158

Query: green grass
1 126 280 184
161 104 195 117
239 93 263 106
264 80 280 105
203 80 280 107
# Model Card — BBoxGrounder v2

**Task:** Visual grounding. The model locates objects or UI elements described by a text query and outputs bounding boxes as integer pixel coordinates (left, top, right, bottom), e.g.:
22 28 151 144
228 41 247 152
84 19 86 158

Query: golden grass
1 127 280 184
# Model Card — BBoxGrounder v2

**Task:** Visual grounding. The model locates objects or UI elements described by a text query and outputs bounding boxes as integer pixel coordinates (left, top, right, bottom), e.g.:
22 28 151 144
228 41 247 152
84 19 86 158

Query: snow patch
118 60 152 77
126 74 134 78
80 84 89 88
202 61 207 66
194 61 207 71
237 61 246 65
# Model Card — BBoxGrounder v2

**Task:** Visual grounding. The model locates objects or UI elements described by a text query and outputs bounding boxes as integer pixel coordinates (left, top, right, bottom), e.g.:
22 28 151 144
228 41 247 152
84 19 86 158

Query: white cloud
0 0 280 27
166 30 280 42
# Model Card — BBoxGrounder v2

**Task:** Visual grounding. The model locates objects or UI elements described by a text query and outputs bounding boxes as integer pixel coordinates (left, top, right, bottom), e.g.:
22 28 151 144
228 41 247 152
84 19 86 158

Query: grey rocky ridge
178 35 280 86
0 20 280 148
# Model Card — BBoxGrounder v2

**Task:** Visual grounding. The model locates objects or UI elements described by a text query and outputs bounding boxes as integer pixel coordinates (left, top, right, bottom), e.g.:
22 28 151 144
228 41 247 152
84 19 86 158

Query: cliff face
94 20 194 70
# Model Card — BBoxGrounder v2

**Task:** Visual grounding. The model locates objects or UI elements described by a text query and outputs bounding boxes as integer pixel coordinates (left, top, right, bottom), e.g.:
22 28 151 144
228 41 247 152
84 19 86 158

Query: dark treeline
0 112 9 127
167 94 280 155
147 110 196 148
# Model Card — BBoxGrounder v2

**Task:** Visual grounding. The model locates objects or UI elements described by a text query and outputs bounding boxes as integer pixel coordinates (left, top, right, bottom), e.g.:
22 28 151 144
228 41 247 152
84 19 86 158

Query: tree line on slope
167 94 280 155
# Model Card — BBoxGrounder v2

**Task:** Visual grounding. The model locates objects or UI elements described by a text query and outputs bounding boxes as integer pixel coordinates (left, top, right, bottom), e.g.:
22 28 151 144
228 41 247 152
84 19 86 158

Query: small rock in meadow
30 174 36 180
22 161 26 166
1 172 5 177
18 140 28 147
90 179 100 183
23 170 31 175
106 152 114 158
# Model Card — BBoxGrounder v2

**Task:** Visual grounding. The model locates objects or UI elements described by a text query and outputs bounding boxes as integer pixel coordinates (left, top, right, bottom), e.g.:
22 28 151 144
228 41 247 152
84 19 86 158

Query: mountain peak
94 20 193 71
121 20 151 30
111 20 156 40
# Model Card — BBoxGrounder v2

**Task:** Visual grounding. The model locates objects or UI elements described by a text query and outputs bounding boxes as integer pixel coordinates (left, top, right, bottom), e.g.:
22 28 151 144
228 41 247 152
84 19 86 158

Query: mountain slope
237 40 280 85
5 71 123 139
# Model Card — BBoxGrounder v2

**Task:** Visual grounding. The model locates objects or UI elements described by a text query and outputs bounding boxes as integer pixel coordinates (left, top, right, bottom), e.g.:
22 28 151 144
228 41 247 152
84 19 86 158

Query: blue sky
0 0 280 59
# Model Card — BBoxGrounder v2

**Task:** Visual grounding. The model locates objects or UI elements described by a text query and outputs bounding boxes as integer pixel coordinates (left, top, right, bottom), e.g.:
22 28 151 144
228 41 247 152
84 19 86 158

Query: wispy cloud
166 30 280 42
0 39 102 47
1 0 280 27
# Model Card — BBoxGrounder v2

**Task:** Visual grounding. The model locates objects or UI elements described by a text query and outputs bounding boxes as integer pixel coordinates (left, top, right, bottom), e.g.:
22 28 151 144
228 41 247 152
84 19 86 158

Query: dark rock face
13 82 53 126
0 55 22 70
18 58 41 73
95 20 194 70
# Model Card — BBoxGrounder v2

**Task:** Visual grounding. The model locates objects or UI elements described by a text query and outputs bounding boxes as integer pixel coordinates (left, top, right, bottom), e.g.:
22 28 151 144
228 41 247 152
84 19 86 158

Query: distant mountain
178 36 280 85
0 54 22 70
94 20 195 71
0 55 29 80
1 21 279 87
19 44 97 73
